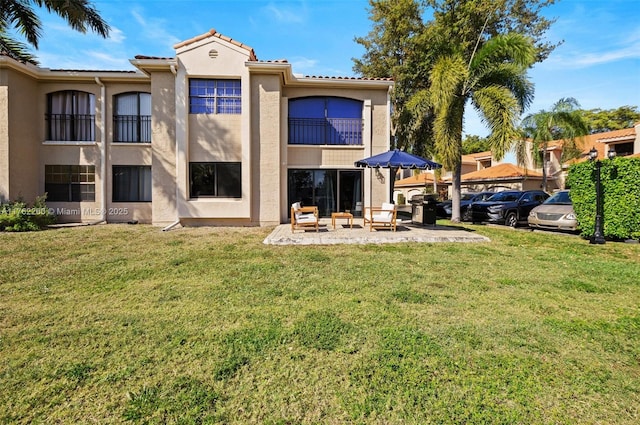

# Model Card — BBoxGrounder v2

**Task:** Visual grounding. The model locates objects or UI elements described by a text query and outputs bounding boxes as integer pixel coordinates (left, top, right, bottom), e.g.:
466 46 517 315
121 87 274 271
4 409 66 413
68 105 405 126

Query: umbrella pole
390 167 398 203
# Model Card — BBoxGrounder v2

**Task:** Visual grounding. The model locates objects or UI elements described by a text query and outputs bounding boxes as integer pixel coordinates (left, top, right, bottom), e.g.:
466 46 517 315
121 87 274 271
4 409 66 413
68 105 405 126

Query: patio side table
331 212 353 229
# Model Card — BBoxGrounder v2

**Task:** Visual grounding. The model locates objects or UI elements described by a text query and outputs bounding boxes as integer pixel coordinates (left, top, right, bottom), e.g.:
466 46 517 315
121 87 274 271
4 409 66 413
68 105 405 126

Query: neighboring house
0 29 393 226
394 172 448 203
529 123 640 189
456 163 544 192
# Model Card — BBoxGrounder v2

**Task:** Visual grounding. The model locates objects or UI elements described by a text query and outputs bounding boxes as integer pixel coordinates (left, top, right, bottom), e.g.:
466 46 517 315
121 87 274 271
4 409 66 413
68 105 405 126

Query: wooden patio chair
290 202 319 232
364 202 397 231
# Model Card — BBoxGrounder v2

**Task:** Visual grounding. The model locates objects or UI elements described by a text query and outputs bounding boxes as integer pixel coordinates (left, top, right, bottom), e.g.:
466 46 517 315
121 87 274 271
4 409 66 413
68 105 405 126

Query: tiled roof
134 55 174 60
49 68 138 74
395 173 439 187
304 75 393 81
595 127 636 141
460 163 542 181
173 29 258 61
465 150 492 159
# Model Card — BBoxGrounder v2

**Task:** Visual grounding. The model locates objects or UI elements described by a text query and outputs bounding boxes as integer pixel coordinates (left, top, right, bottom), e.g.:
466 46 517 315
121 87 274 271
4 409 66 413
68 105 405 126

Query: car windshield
487 192 520 202
544 191 572 205
461 193 477 200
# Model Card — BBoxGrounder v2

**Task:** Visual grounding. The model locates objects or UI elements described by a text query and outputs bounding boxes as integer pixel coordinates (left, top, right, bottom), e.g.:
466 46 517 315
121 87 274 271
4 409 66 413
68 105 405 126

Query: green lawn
1 224 639 424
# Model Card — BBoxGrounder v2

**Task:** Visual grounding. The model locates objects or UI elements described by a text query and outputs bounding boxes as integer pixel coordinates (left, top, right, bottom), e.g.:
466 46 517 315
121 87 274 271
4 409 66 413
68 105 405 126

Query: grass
0 223 639 424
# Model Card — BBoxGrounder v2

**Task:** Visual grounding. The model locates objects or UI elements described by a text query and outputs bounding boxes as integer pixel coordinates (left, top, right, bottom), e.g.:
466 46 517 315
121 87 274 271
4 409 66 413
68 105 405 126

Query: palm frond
0 0 42 46
473 85 521 160
35 0 110 37
0 31 39 64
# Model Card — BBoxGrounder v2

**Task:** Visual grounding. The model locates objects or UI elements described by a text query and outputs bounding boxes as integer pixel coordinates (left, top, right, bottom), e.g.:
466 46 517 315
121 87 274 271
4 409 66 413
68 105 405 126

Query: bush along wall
0 195 56 232
567 157 640 241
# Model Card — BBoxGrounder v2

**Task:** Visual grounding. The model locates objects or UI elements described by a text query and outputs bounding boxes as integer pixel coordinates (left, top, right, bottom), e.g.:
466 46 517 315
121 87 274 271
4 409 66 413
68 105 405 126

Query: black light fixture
588 146 615 244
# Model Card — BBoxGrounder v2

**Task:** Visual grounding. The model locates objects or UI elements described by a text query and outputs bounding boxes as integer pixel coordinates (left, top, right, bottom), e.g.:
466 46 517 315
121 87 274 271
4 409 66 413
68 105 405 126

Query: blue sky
32 0 640 137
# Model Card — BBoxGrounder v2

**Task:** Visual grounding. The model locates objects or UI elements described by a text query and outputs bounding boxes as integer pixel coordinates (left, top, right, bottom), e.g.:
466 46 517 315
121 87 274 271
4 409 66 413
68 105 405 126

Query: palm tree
429 33 536 222
0 0 110 64
516 98 590 192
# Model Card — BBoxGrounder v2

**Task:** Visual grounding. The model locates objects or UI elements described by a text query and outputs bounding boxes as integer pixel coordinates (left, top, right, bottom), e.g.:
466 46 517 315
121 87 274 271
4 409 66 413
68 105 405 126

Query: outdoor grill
410 194 438 226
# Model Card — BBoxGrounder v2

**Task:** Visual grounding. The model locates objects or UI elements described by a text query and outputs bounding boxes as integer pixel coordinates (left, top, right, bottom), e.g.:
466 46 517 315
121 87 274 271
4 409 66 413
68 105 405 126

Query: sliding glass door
288 169 362 217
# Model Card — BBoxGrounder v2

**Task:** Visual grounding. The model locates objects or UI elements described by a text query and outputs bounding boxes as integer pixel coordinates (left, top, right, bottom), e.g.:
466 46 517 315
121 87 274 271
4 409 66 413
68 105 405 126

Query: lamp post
588 147 616 245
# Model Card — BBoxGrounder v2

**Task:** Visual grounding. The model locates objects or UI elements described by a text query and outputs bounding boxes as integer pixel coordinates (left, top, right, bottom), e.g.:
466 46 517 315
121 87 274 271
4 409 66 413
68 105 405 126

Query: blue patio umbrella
355 149 442 203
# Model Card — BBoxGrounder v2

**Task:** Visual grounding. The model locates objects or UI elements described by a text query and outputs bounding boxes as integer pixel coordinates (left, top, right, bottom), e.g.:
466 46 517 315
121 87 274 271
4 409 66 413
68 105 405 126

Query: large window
46 91 95 141
45 165 95 202
288 169 362 217
189 79 241 114
189 162 241 198
288 97 363 145
113 166 152 202
114 92 151 143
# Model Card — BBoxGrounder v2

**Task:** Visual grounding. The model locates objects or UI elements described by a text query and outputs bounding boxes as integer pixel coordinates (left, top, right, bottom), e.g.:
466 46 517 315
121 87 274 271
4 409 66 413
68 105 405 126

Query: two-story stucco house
0 29 393 227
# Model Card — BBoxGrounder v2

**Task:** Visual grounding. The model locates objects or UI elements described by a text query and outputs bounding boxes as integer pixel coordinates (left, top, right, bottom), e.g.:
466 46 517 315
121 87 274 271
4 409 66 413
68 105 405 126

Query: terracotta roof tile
595 127 636 141
460 163 542 181
134 55 174 60
303 75 393 81
395 173 439 187
173 29 258 61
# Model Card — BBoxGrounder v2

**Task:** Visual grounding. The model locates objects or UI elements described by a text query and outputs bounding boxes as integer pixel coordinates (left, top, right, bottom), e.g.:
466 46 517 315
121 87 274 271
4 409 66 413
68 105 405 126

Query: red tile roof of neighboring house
595 127 636 142
304 75 393 81
134 55 174 60
173 29 258 61
460 163 542 181
395 173 439 187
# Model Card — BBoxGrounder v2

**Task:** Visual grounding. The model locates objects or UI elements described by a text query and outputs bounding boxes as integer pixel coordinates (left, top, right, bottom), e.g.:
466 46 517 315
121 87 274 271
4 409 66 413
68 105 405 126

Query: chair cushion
292 202 301 211
296 213 316 223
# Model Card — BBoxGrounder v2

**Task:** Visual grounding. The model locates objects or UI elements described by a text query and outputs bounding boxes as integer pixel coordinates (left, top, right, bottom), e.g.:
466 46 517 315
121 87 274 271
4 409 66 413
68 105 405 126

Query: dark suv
470 190 549 227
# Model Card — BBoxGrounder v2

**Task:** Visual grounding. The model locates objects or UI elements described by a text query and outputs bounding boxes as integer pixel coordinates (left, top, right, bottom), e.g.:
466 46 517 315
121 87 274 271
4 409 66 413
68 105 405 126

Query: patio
263 218 490 245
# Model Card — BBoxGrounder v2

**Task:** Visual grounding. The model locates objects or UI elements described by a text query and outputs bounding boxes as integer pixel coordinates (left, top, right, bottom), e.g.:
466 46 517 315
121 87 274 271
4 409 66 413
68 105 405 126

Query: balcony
113 115 152 143
45 114 95 141
288 117 363 145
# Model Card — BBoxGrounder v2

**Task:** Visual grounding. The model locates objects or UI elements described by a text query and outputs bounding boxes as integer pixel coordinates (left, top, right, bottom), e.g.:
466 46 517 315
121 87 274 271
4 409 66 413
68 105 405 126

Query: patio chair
290 202 319 232
364 202 397 231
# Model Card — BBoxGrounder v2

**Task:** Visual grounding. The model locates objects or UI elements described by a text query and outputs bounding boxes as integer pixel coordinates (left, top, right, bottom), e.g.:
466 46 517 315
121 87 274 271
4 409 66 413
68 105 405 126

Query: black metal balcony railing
113 115 152 143
45 114 95 141
288 117 363 145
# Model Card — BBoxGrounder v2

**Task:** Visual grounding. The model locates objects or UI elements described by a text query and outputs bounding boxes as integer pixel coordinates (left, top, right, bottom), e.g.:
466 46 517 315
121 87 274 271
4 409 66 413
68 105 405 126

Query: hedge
0 195 56 232
567 157 640 240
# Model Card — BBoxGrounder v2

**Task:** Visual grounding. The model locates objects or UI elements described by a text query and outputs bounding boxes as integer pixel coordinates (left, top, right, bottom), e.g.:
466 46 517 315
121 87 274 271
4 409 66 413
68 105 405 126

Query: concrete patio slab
263 218 490 245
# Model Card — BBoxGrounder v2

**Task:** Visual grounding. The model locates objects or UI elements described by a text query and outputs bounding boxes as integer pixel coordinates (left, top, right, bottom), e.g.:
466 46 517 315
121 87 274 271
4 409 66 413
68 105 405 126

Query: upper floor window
46 91 95 141
114 92 151 143
45 165 95 202
189 79 241 114
288 97 363 145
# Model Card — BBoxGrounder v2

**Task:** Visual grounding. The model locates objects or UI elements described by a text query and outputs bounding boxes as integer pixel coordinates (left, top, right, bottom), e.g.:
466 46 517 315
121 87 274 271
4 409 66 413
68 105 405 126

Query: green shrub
0 194 56 232
567 157 640 240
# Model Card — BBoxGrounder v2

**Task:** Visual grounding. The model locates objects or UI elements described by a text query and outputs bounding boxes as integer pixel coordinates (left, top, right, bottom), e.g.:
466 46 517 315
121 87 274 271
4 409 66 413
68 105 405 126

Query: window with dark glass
189 79 241 114
288 97 363 145
114 92 151 143
189 162 241 198
45 165 95 202
112 166 152 202
46 91 95 141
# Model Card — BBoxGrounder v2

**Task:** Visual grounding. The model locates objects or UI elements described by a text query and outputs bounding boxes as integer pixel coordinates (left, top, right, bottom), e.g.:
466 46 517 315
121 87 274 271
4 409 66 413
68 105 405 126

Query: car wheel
462 208 472 222
505 212 518 228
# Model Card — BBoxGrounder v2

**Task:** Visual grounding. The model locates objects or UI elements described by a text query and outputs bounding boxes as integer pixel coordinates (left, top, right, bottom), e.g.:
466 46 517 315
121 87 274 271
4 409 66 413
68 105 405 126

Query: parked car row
436 189 578 232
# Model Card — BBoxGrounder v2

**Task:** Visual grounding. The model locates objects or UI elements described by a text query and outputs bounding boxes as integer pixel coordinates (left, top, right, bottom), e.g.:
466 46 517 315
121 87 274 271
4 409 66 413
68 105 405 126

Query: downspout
162 63 181 232
95 77 107 224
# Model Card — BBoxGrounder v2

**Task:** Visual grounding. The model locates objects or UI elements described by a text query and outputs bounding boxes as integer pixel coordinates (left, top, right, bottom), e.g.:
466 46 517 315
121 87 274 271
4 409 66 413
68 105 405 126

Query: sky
27 0 640 138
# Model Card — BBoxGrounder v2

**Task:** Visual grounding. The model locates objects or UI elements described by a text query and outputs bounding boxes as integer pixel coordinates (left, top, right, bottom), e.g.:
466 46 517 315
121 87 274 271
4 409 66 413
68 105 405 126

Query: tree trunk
450 161 462 223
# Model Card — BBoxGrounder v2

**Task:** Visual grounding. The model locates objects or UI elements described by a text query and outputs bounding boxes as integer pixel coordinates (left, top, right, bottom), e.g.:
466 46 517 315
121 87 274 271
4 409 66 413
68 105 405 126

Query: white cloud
108 27 126 44
130 8 180 52
290 56 318 74
263 2 307 24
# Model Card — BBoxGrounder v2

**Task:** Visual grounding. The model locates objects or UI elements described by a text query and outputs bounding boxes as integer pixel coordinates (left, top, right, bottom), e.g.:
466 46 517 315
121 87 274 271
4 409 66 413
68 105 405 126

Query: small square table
331 212 353 229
